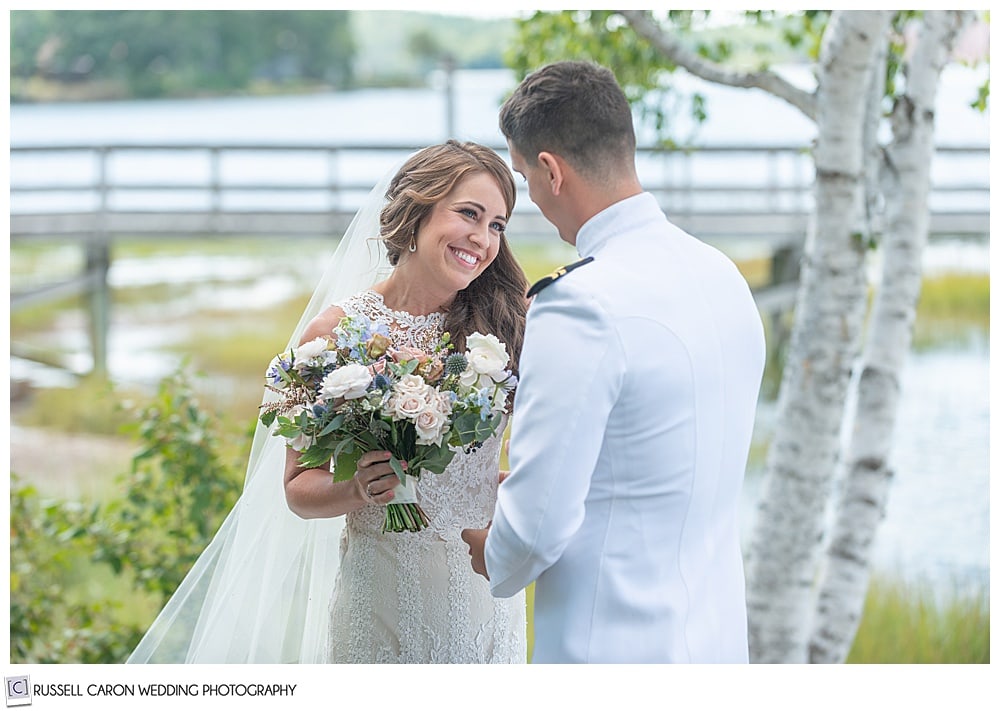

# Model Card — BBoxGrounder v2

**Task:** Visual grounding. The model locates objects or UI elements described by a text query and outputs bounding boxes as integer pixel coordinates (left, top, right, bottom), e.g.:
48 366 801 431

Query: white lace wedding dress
325 290 527 663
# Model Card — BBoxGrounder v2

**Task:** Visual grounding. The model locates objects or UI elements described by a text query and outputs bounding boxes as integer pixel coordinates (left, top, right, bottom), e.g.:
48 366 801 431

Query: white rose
390 393 425 421
434 391 454 416
459 365 480 389
491 390 510 415
460 368 496 390
466 332 509 378
395 374 429 397
414 406 446 446
285 405 314 451
321 363 372 400
289 432 313 452
293 337 329 364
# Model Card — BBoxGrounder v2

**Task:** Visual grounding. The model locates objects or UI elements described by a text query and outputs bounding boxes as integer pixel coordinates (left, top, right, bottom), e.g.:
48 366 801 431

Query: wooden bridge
10 142 990 376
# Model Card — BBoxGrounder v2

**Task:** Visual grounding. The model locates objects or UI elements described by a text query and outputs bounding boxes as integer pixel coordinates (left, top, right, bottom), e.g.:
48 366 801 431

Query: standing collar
575 192 663 258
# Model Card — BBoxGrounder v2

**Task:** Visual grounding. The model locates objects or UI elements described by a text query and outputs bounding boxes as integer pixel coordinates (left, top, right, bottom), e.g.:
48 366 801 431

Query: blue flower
266 357 293 385
363 321 390 342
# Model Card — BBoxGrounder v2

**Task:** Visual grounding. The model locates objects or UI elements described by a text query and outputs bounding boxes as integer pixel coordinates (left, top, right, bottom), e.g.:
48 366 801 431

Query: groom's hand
461 525 491 580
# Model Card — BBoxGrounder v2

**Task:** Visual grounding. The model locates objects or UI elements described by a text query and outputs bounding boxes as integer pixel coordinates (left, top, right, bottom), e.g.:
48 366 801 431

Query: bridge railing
10 142 989 376
10 142 990 244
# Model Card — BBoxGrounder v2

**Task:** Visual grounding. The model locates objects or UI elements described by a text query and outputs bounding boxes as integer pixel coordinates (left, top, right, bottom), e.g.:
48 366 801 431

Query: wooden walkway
11 142 988 241
10 142 990 376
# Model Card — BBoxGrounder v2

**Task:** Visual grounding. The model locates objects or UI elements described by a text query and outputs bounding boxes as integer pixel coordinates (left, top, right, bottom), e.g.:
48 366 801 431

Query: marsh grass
14 375 139 436
519 575 990 663
912 273 990 350
13 240 986 495
847 576 990 663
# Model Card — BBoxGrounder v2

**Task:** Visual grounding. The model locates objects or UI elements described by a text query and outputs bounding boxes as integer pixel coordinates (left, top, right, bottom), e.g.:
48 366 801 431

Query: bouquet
260 314 516 533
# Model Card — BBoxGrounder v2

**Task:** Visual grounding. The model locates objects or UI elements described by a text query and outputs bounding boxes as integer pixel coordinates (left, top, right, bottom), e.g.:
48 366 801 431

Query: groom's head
499 60 637 184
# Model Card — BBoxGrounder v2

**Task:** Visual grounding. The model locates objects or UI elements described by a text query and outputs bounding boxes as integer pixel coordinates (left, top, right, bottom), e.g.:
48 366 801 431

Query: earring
408 228 417 253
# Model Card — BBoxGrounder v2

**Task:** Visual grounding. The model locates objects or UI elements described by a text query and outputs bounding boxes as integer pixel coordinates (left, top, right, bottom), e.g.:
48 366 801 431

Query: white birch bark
808 10 970 664
621 8 896 662
743 10 892 663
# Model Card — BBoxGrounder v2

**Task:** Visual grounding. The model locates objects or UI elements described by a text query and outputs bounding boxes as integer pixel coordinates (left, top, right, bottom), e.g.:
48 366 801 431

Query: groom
462 61 765 663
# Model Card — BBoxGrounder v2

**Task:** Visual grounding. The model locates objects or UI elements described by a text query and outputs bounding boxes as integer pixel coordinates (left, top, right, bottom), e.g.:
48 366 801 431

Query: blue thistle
444 353 468 376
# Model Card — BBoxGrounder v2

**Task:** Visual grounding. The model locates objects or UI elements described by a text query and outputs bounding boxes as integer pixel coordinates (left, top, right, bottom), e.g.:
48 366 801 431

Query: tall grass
911 273 990 350
847 576 990 663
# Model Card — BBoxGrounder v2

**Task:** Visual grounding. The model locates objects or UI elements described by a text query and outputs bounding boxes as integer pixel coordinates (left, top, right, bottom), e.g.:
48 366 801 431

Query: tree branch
620 10 818 121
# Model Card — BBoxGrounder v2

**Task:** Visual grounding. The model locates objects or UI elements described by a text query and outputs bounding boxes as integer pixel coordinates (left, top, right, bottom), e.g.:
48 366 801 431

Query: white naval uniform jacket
485 192 765 663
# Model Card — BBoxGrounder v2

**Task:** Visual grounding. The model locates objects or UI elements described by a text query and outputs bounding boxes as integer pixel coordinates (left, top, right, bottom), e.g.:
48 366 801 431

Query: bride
127 141 529 663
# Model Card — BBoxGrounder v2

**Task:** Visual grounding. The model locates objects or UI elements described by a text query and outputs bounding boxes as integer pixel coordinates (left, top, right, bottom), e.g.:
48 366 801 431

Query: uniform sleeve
485 280 624 598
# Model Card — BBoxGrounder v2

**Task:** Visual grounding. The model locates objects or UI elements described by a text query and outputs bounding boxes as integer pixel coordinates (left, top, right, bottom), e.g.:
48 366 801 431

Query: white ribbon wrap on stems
389 474 419 504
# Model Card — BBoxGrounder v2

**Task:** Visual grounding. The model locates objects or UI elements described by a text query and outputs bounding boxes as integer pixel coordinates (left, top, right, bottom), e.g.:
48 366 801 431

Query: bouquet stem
382 502 430 533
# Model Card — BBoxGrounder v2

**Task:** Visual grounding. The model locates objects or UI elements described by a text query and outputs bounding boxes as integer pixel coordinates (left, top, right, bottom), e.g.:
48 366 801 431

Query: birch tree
614 8 892 664
508 8 976 662
808 10 973 664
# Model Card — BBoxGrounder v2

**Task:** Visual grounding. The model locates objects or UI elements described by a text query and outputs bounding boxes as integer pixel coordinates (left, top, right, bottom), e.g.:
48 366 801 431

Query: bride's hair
379 140 528 373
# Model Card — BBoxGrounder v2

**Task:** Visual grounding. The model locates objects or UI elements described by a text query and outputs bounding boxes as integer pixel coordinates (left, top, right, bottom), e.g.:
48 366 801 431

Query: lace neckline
336 290 445 353
362 289 445 329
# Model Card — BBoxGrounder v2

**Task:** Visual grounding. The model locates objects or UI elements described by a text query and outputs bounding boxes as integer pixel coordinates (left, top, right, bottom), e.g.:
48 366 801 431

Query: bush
9 369 243 662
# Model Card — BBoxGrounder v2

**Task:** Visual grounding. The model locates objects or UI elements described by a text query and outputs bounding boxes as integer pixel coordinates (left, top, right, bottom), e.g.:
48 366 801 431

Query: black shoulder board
526 256 594 298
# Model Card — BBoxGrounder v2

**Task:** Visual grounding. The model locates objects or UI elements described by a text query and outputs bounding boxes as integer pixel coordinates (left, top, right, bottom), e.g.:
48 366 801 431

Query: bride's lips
449 246 482 270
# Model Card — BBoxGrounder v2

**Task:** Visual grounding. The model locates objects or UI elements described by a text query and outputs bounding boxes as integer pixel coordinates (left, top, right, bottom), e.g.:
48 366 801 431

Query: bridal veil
126 157 404 663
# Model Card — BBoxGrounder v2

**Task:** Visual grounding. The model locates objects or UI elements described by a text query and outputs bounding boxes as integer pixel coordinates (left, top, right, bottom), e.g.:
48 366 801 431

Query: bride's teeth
454 249 477 265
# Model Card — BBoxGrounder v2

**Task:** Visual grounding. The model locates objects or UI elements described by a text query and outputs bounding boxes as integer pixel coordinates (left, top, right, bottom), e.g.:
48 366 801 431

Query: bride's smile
385 171 507 312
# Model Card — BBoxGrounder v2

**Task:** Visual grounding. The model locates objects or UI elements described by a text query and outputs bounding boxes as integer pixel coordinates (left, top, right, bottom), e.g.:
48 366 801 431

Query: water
743 343 990 597
9 67 990 595
10 66 990 216
10 66 989 146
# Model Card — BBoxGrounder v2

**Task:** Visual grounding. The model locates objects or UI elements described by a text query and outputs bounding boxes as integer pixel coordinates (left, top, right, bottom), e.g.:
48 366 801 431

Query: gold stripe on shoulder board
526 256 594 298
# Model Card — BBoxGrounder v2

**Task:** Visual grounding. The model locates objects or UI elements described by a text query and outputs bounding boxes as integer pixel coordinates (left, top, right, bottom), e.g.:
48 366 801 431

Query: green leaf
389 454 407 486
297 447 333 470
333 447 362 483
318 413 346 437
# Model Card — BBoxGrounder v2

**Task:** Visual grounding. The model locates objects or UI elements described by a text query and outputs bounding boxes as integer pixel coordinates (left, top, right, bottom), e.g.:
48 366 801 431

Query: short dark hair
499 61 636 179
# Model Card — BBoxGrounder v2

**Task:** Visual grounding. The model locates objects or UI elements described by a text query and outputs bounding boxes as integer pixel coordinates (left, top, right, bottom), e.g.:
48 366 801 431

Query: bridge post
85 237 111 377
87 147 111 377
210 147 222 232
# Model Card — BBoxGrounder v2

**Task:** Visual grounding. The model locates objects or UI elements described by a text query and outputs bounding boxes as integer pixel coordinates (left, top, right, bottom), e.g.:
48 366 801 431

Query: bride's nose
468 222 490 249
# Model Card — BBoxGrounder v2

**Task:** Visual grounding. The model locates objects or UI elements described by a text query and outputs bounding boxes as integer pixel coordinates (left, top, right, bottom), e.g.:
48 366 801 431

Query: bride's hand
355 451 402 506
498 470 510 485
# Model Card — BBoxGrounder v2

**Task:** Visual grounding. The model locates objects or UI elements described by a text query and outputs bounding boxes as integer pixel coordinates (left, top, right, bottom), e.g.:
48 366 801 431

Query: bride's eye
490 221 506 234
460 208 477 219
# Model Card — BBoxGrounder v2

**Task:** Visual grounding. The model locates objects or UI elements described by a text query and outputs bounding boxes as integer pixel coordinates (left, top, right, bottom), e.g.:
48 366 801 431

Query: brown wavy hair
379 140 528 373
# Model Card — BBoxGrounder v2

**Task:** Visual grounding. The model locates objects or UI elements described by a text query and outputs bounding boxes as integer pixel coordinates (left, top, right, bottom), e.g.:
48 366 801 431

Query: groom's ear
537 151 564 196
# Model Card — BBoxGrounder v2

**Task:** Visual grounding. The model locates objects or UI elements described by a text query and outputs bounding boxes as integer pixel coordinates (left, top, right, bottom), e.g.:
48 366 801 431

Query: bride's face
410 171 508 292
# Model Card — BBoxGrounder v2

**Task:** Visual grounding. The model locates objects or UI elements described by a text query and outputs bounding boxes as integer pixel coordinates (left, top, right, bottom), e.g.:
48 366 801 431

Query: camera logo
5 677 31 707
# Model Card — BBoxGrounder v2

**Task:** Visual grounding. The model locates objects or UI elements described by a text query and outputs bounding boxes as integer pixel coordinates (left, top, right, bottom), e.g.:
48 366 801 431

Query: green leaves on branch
451 411 504 449
9 369 243 662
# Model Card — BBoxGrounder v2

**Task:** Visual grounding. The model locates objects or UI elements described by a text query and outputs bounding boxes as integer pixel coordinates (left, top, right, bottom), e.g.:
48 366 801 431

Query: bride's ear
537 151 565 196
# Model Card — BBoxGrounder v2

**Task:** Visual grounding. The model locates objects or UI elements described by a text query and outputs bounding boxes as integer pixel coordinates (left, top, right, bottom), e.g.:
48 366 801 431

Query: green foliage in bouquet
260 315 514 532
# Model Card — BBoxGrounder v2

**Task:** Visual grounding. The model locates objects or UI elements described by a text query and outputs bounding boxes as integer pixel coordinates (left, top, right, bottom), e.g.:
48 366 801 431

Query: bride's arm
281 306 399 519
